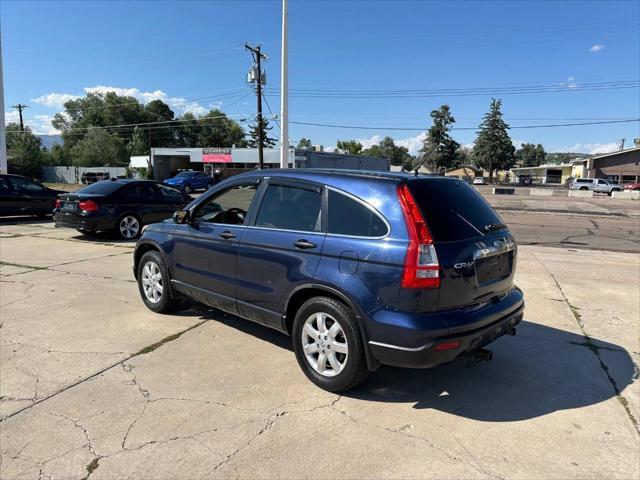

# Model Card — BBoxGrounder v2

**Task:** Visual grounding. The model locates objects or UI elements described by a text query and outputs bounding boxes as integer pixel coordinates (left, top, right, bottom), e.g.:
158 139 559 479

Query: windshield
408 178 504 242
175 172 195 178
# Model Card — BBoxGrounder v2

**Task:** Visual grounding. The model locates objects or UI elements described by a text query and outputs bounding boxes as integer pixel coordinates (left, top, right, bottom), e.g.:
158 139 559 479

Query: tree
71 127 127 167
515 143 546 167
41 144 71 166
297 138 312 150
473 98 515 181
144 100 176 147
198 109 247 148
363 136 412 166
246 116 276 149
336 139 363 156
127 126 148 156
420 105 460 172
5 123 43 177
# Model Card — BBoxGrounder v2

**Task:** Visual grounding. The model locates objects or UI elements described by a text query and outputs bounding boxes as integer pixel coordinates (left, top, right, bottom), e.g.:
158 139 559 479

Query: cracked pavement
1 218 639 479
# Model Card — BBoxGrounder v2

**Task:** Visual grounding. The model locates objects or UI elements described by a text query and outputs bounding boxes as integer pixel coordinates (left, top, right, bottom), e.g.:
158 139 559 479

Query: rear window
408 179 503 242
77 181 122 195
328 190 388 237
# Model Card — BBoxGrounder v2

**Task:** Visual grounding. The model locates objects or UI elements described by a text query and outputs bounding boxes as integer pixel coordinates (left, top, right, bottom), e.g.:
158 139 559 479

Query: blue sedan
164 171 214 193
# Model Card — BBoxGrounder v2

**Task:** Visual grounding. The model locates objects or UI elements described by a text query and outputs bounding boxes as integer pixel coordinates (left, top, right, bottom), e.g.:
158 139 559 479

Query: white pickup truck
570 178 622 195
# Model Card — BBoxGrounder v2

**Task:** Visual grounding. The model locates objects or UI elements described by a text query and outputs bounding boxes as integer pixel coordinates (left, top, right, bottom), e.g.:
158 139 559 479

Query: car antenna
412 151 432 176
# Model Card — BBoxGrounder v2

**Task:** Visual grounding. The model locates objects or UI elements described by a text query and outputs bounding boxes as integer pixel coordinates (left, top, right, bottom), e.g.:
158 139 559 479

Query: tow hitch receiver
467 348 493 366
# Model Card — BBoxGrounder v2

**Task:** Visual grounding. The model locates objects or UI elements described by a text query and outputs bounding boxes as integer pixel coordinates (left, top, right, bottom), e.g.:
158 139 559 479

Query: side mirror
173 209 191 224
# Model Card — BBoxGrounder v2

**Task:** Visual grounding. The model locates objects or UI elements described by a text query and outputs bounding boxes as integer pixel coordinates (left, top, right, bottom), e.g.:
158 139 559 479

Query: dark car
54 180 190 239
164 171 214 193
0 174 64 217
133 170 524 391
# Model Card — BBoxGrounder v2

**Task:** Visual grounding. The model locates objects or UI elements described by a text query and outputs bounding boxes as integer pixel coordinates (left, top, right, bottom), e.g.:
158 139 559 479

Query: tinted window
194 183 258 224
408 179 503 242
176 172 195 178
0 177 11 193
121 183 157 201
77 181 122 195
255 184 321 232
328 190 388 237
576 179 591 183
10 177 45 192
157 184 185 202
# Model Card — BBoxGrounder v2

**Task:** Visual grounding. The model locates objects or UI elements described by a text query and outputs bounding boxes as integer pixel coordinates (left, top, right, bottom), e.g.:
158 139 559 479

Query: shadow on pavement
186 309 637 422
0 216 53 225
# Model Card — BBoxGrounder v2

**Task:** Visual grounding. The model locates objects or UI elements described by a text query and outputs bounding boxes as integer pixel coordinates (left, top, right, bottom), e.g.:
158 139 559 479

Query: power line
288 118 640 132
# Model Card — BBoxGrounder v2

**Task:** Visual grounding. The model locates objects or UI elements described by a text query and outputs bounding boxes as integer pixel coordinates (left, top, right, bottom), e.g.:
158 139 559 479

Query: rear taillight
78 199 99 212
397 183 440 289
54 199 61 209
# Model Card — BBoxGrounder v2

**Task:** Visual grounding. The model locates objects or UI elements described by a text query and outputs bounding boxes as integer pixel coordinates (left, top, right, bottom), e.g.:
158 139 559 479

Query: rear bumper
369 303 524 368
366 287 524 368
53 212 116 232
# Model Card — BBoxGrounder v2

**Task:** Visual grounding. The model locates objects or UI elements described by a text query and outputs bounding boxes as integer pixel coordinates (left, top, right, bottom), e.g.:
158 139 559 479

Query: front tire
292 297 369 392
137 251 179 313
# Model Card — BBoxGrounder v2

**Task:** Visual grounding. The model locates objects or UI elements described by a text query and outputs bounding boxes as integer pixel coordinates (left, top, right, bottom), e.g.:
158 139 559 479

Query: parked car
81 172 110 184
623 182 640 191
0 174 64 217
164 171 214 193
134 170 524 392
569 178 622 195
53 180 190 239
472 177 487 185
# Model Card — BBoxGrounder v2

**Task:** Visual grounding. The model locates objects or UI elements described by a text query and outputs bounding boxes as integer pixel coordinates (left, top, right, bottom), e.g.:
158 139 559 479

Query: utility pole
12 104 28 131
279 0 289 169
619 138 625 151
245 43 268 169
0 31 6 174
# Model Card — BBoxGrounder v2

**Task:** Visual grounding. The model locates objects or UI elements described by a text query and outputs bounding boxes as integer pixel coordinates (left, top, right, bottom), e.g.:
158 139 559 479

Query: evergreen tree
420 105 460 173
473 98 515 181
246 117 276 149
297 138 313 150
5 124 44 177
127 126 148 156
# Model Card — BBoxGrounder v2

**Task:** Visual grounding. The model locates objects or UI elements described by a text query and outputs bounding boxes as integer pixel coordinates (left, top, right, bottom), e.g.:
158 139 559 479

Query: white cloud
29 115 61 135
354 132 427 156
560 76 577 89
83 85 208 115
551 142 619 154
589 44 605 53
31 93 80 108
5 110 19 124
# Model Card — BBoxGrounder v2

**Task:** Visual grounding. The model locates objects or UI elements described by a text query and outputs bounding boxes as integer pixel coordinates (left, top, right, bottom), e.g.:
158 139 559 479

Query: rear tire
292 297 369 392
137 251 179 313
117 214 142 240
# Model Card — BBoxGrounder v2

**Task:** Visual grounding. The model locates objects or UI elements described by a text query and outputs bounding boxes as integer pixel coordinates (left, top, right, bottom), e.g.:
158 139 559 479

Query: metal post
0 32 6 174
279 0 289 169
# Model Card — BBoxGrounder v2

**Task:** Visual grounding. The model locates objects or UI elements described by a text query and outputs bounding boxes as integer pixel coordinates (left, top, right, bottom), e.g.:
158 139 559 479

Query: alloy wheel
301 312 348 377
141 261 163 303
119 216 140 239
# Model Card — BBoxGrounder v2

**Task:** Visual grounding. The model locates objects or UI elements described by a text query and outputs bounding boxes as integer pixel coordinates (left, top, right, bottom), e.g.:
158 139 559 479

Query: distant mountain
38 135 63 149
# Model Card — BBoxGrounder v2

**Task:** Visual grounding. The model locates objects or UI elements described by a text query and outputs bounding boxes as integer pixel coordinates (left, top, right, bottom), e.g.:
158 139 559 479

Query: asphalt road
500 211 640 253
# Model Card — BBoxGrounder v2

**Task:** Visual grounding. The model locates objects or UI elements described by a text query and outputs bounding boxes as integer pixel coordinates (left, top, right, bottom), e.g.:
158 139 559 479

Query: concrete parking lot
1 207 639 479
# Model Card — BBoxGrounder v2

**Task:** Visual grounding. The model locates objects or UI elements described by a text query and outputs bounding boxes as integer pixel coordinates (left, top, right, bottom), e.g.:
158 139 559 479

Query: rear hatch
407 178 516 311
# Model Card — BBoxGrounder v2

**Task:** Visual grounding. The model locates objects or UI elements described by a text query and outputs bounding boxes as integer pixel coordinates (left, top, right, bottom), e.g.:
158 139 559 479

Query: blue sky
2 0 639 154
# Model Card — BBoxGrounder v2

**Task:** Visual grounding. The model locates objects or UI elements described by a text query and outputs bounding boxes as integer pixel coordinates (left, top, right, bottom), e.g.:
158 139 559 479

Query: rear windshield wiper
453 210 485 236
484 223 507 232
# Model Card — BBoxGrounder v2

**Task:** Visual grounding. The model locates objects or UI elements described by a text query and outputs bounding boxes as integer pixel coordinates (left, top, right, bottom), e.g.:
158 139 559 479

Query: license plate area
475 251 512 285
61 201 77 212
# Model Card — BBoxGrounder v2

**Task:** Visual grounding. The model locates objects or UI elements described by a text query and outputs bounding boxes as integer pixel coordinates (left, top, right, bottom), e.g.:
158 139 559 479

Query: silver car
570 178 622 195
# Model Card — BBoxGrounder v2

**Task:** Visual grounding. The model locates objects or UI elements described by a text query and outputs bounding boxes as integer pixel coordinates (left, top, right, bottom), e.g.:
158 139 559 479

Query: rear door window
9 177 46 192
0 178 11 193
122 183 158 201
327 189 388 237
255 183 322 232
408 178 503 242
157 184 185 202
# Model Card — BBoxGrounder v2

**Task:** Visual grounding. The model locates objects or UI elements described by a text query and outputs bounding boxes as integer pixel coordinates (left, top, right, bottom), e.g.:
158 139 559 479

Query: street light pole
279 0 289 169
0 32 6 174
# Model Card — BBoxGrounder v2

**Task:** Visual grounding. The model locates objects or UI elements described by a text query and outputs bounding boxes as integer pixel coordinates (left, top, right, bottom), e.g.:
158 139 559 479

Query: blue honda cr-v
134 169 524 391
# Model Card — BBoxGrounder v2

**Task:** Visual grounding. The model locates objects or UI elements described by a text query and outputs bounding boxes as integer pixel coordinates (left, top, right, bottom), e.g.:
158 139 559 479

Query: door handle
219 231 237 239
293 239 317 249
